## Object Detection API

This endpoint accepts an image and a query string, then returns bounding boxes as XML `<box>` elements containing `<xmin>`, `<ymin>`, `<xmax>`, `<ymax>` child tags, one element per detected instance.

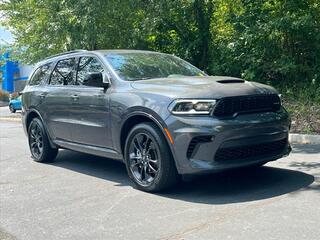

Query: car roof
<box><xmin>94</xmin><ymin>49</ymin><xmax>163</xmax><ymax>55</ymax></box>
<box><xmin>35</xmin><ymin>49</ymin><xmax>165</xmax><ymax>68</ymax></box>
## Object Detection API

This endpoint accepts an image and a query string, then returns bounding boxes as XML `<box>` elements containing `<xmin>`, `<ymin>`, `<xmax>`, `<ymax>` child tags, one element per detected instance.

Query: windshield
<box><xmin>105</xmin><ymin>52</ymin><xmax>205</xmax><ymax>81</ymax></box>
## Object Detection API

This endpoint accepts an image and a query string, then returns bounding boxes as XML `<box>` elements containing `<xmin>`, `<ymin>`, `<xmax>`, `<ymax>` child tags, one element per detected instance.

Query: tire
<box><xmin>247</xmin><ymin>161</ymin><xmax>268</xmax><ymax>169</ymax></box>
<box><xmin>124</xmin><ymin>122</ymin><xmax>179</xmax><ymax>192</ymax></box>
<box><xmin>9</xmin><ymin>104</ymin><xmax>16</xmax><ymax>113</ymax></box>
<box><xmin>28</xmin><ymin>118</ymin><xmax>58</xmax><ymax>163</ymax></box>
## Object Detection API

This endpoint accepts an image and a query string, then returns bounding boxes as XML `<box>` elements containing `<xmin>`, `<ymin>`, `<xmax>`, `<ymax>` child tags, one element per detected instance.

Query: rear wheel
<box><xmin>124</xmin><ymin>122</ymin><xmax>179</xmax><ymax>192</ymax></box>
<box><xmin>9</xmin><ymin>104</ymin><xmax>16</xmax><ymax>113</ymax></box>
<box><xmin>28</xmin><ymin>118</ymin><xmax>58</xmax><ymax>162</ymax></box>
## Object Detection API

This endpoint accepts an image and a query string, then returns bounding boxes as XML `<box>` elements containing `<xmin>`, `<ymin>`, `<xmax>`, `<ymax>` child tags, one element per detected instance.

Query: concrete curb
<box><xmin>0</xmin><ymin>101</ymin><xmax>9</xmax><ymax>107</ymax></box>
<box><xmin>289</xmin><ymin>133</ymin><xmax>320</xmax><ymax>144</ymax></box>
<box><xmin>0</xmin><ymin>117</ymin><xmax>21</xmax><ymax>122</ymax></box>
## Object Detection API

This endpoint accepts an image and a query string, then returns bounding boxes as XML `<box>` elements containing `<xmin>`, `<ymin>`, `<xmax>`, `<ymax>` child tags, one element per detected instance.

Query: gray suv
<box><xmin>22</xmin><ymin>50</ymin><xmax>291</xmax><ymax>192</ymax></box>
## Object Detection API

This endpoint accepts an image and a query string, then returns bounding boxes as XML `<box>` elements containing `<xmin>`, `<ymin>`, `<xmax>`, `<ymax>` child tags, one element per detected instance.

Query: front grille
<box><xmin>213</xmin><ymin>94</ymin><xmax>281</xmax><ymax>118</ymax></box>
<box><xmin>187</xmin><ymin>136</ymin><xmax>212</xmax><ymax>158</ymax></box>
<box><xmin>215</xmin><ymin>138</ymin><xmax>287</xmax><ymax>162</ymax></box>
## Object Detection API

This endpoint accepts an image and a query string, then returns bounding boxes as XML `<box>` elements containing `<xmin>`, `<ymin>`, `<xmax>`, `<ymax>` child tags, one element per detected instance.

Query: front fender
<box><xmin>113</xmin><ymin>107</ymin><xmax>169</xmax><ymax>152</ymax></box>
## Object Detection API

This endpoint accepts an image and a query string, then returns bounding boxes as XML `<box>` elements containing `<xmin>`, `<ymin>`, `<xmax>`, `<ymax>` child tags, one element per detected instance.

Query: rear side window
<box><xmin>77</xmin><ymin>57</ymin><xmax>104</xmax><ymax>85</ymax></box>
<box><xmin>50</xmin><ymin>58</ymin><xmax>76</xmax><ymax>85</ymax></box>
<box><xmin>28</xmin><ymin>63</ymin><xmax>53</xmax><ymax>86</ymax></box>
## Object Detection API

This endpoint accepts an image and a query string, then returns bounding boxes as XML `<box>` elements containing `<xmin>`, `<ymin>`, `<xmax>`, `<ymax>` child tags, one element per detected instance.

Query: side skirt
<box><xmin>53</xmin><ymin>139</ymin><xmax>123</xmax><ymax>161</ymax></box>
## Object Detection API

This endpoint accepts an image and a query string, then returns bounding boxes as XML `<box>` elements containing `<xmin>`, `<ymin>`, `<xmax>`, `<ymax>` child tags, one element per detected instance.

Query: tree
<box><xmin>0</xmin><ymin>0</ymin><xmax>145</xmax><ymax>63</ymax></box>
<box><xmin>211</xmin><ymin>0</ymin><xmax>320</xmax><ymax>85</ymax></box>
<box><xmin>141</xmin><ymin>0</ymin><xmax>215</xmax><ymax>70</ymax></box>
<box><xmin>1</xmin><ymin>0</ymin><xmax>319</xmax><ymax>89</ymax></box>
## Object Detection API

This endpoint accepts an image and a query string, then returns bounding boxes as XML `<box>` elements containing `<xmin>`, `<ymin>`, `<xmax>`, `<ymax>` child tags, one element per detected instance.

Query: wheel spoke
<box><xmin>33</xmin><ymin>124</ymin><xmax>38</xmax><ymax>134</ymax></box>
<box><xmin>129</xmin><ymin>152</ymin><xmax>141</xmax><ymax>160</ymax></box>
<box><xmin>31</xmin><ymin>128</ymin><xmax>36</xmax><ymax>139</ymax></box>
<box><xmin>36</xmin><ymin>128</ymin><xmax>41</xmax><ymax>138</ymax></box>
<box><xmin>29</xmin><ymin>122</ymin><xmax>44</xmax><ymax>158</ymax></box>
<box><xmin>133</xmin><ymin>138</ymin><xmax>143</xmax><ymax>152</ymax></box>
<box><xmin>139</xmin><ymin>165</ymin><xmax>145</xmax><ymax>181</ymax></box>
<box><xmin>33</xmin><ymin>145</ymin><xmax>39</xmax><ymax>155</ymax></box>
<box><xmin>128</xmin><ymin>132</ymin><xmax>161</xmax><ymax>186</ymax></box>
<box><xmin>130</xmin><ymin>160</ymin><xmax>140</xmax><ymax>168</ymax></box>
<box><xmin>145</xmin><ymin>137</ymin><xmax>152</xmax><ymax>154</ymax></box>
<box><xmin>148</xmin><ymin>162</ymin><xmax>157</xmax><ymax>173</ymax></box>
<box><xmin>143</xmin><ymin>165</ymin><xmax>149</xmax><ymax>181</ymax></box>
<box><xmin>148</xmin><ymin>157</ymin><xmax>157</xmax><ymax>163</ymax></box>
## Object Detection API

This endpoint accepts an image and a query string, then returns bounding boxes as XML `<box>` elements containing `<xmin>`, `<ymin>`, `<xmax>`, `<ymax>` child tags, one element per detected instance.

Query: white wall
<box><xmin>17</xmin><ymin>63</ymin><xmax>33</xmax><ymax>79</ymax></box>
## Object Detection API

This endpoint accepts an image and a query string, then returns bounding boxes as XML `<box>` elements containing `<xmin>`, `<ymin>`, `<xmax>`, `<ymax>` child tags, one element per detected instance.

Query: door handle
<box><xmin>71</xmin><ymin>94</ymin><xmax>79</xmax><ymax>101</ymax></box>
<box><xmin>39</xmin><ymin>93</ymin><xmax>46</xmax><ymax>99</ymax></box>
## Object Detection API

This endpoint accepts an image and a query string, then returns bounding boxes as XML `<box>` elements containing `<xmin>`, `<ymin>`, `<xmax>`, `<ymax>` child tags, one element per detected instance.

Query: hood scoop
<box><xmin>217</xmin><ymin>79</ymin><xmax>245</xmax><ymax>84</ymax></box>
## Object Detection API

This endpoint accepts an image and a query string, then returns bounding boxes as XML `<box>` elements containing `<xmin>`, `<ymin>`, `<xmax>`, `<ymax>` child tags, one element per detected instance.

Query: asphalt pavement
<box><xmin>0</xmin><ymin>120</ymin><xmax>319</xmax><ymax>240</ymax></box>
<box><xmin>0</xmin><ymin>106</ymin><xmax>21</xmax><ymax>120</ymax></box>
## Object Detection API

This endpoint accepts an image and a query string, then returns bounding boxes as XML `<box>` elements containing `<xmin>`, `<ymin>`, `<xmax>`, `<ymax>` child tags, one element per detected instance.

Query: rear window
<box><xmin>50</xmin><ymin>58</ymin><xmax>76</xmax><ymax>85</ymax></box>
<box><xmin>28</xmin><ymin>62</ymin><xmax>53</xmax><ymax>86</ymax></box>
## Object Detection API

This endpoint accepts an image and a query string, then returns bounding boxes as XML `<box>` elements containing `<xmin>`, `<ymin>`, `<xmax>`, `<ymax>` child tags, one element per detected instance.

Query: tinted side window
<box><xmin>50</xmin><ymin>58</ymin><xmax>76</xmax><ymax>85</ymax></box>
<box><xmin>29</xmin><ymin>63</ymin><xmax>53</xmax><ymax>86</ymax></box>
<box><xmin>77</xmin><ymin>57</ymin><xmax>104</xmax><ymax>85</ymax></box>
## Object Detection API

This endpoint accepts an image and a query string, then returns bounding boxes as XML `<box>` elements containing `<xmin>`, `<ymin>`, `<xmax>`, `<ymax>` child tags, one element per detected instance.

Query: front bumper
<box><xmin>165</xmin><ymin>108</ymin><xmax>291</xmax><ymax>175</ymax></box>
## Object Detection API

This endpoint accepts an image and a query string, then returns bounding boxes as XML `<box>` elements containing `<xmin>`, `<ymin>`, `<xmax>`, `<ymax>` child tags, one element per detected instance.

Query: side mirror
<box><xmin>83</xmin><ymin>72</ymin><xmax>109</xmax><ymax>89</ymax></box>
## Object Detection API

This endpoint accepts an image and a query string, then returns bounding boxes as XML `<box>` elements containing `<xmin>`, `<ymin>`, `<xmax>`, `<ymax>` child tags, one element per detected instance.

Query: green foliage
<box><xmin>142</xmin><ymin>0</ymin><xmax>215</xmax><ymax>70</ymax></box>
<box><xmin>1</xmin><ymin>0</ymin><xmax>319</xmax><ymax>108</ymax></box>
<box><xmin>213</xmin><ymin>0</ymin><xmax>320</xmax><ymax>83</ymax></box>
<box><xmin>0</xmin><ymin>89</ymin><xmax>10</xmax><ymax>101</ymax></box>
<box><xmin>0</xmin><ymin>0</ymin><xmax>145</xmax><ymax>63</ymax></box>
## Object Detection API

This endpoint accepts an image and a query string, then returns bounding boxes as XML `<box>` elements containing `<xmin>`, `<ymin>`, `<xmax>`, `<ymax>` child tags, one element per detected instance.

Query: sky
<box><xmin>0</xmin><ymin>27</ymin><xmax>15</xmax><ymax>44</ymax></box>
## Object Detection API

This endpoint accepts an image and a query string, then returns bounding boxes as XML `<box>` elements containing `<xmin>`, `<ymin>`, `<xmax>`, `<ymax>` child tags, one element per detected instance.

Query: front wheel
<box><xmin>28</xmin><ymin>118</ymin><xmax>58</xmax><ymax>162</ymax></box>
<box><xmin>9</xmin><ymin>104</ymin><xmax>16</xmax><ymax>113</ymax></box>
<box><xmin>124</xmin><ymin>122</ymin><xmax>179</xmax><ymax>192</ymax></box>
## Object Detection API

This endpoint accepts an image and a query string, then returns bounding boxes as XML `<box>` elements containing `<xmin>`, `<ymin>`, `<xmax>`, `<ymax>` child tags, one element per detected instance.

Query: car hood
<box><xmin>10</xmin><ymin>99</ymin><xmax>21</xmax><ymax>104</ymax></box>
<box><xmin>130</xmin><ymin>76</ymin><xmax>278</xmax><ymax>99</ymax></box>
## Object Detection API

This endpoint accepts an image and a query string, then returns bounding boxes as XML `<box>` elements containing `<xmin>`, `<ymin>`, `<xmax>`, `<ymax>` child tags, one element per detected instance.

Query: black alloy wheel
<box><xmin>29</xmin><ymin>120</ymin><xmax>44</xmax><ymax>159</ymax></box>
<box><xmin>28</xmin><ymin>118</ymin><xmax>58</xmax><ymax>162</ymax></box>
<box><xmin>128</xmin><ymin>132</ymin><xmax>160</xmax><ymax>187</ymax></box>
<box><xmin>124</xmin><ymin>122</ymin><xmax>179</xmax><ymax>192</ymax></box>
<box><xmin>9</xmin><ymin>104</ymin><xmax>16</xmax><ymax>113</ymax></box>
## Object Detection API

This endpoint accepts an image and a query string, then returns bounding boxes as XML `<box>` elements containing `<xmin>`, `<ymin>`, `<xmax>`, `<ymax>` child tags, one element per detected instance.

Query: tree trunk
<box><xmin>193</xmin><ymin>0</ymin><xmax>214</xmax><ymax>70</ymax></box>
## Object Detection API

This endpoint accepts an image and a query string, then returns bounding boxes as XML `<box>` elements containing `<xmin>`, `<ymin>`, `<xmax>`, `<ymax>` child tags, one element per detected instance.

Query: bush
<box><xmin>10</xmin><ymin>92</ymin><xmax>20</xmax><ymax>100</ymax></box>
<box><xmin>0</xmin><ymin>89</ymin><xmax>10</xmax><ymax>102</ymax></box>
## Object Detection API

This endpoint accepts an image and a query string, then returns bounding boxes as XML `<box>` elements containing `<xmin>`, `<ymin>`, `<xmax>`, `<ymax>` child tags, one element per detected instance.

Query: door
<box><xmin>42</xmin><ymin>57</ymin><xmax>77</xmax><ymax>141</ymax></box>
<box><xmin>26</xmin><ymin>62</ymin><xmax>54</xmax><ymax>114</ymax></box>
<box><xmin>68</xmin><ymin>56</ymin><xmax>111</xmax><ymax>148</ymax></box>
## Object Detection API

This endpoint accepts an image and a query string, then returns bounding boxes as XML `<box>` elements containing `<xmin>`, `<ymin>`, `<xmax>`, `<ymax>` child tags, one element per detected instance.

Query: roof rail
<box><xmin>44</xmin><ymin>49</ymin><xmax>88</xmax><ymax>60</ymax></box>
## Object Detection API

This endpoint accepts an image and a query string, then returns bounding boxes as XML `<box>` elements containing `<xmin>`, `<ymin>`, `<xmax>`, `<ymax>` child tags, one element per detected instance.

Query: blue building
<box><xmin>0</xmin><ymin>52</ymin><xmax>33</xmax><ymax>93</ymax></box>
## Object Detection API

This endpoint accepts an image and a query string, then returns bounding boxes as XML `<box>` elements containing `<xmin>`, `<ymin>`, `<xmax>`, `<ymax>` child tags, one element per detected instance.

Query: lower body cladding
<box><xmin>165</xmin><ymin>109</ymin><xmax>291</xmax><ymax>175</ymax></box>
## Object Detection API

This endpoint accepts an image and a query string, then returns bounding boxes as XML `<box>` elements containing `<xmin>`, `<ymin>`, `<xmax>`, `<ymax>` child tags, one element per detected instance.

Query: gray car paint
<box><xmin>22</xmin><ymin>50</ymin><xmax>291</xmax><ymax>175</ymax></box>
<box><xmin>130</xmin><ymin>76</ymin><xmax>277</xmax><ymax>99</ymax></box>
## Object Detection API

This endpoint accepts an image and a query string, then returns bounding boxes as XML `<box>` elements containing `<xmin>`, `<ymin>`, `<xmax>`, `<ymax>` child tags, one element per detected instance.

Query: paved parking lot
<box><xmin>0</xmin><ymin>120</ymin><xmax>319</xmax><ymax>240</ymax></box>
<box><xmin>0</xmin><ymin>106</ymin><xmax>21</xmax><ymax>120</ymax></box>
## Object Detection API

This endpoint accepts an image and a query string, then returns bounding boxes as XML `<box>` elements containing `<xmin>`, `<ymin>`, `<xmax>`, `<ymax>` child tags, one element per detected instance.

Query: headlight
<box><xmin>169</xmin><ymin>99</ymin><xmax>216</xmax><ymax>115</ymax></box>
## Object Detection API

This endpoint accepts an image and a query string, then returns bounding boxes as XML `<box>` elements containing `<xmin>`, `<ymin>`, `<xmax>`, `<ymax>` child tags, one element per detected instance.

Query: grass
<box><xmin>277</xmin><ymin>82</ymin><xmax>320</xmax><ymax>134</ymax></box>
